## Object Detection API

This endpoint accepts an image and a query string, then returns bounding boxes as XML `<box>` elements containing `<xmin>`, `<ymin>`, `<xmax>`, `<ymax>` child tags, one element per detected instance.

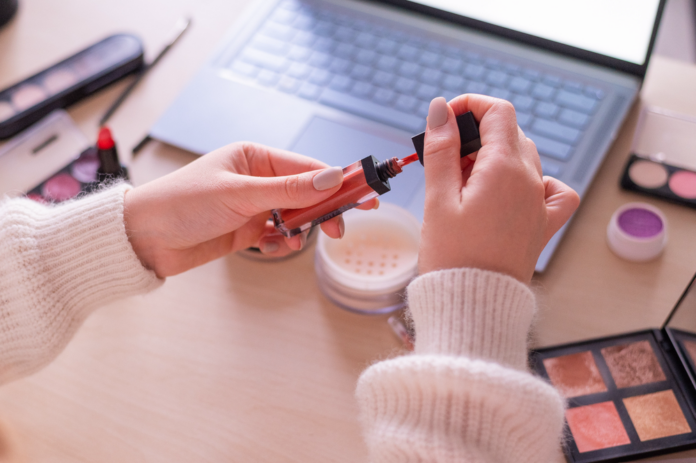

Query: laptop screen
<box><xmin>411</xmin><ymin>0</ymin><xmax>660</xmax><ymax>65</ymax></box>
<box><xmin>389</xmin><ymin>0</ymin><xmax>666</xmax><ymax>76</ymax></box>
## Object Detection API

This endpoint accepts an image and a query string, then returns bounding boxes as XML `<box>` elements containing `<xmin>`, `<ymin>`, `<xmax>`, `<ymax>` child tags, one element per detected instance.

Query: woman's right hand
<box><xmin>418</xmin><ymin>95</ymin><xmax>580</xmax><ymax>283</ymax></box>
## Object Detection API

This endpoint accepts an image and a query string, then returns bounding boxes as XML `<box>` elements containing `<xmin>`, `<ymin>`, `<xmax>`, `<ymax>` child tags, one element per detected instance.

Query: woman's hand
<box><xmin>418</xmin><ymin>96</ymin><xmax>580</xmax><ymax>283</ymax></box>
<box><xmin>124</xmin><ymin>142</ymin><xmax>374</xmax><ymax>278</ymax></box>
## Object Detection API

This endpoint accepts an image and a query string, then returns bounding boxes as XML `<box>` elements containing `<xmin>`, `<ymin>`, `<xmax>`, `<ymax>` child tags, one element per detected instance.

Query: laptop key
<box><xmin>319</xmin><ymin>88</ymin><xmax>424</xmax><ymax>132</ymax></box>
<box><xmin>584</xmin><ymin>85</ymin><xmax>605</xmax><ymax>100</ymax></box>
<box><xmin>333</xmin><ymin>43</ymin><xmax>356</xmax><ymax>59</ymax></box>
<box><xmin>488</xmin><ymin>87</ymin><xmax>511</xmax><ymax>100</ymax></box>
<box><xmin>287</xmin><ymin>62</ymin><xmax>311</xmax><ymax>78</ymax></box>
<box><xmin>542</xmin><ymin>75</ymin><xmax>562</xmax><ymax>87</ymax></box>
<box><xmin>257</xmin><ymin>70</ymin><xmax>280</xmax><ymax>86</ymax></box>
<box><xmin>395</xmin><ymin>95</ymin><xmax>418</xmax><ymax>112</ymax></box>
<box><xmin>419</xmin><ymin>51</ymin><xmax>441</xmax><ymax>68</ymax></box>
<box><xmin>522</xmin><ymin>69</ymin><xmax>541</xmax><ymax>81</ymax></box>
<box><xmin>464</xmin><ymin>63</ymin><xmax>485</xmax><ymax>79</ymax></box>
<box><xmin>278</xmin><ymin>76</ymin><xmax>301</xmax><ymax>93</ymax></box>
<box><xmin>290</xmin><ymin>31</ymin><xmax>315</xmax><ymax>47</ymax></box>
<box><xmin>556</xmin><ymin>90</ymin><xmax>598</xmax><ymax>114</ymax></box>
<box><xmin>531</xmin><ymin>119</ymin><xmax>581</xmax><ymax>144</ymax></box>
<box><xmin>351</xmin><ymin>82</ymin><xmax>375</xmax><ymax>98</ymax></box>
<box><xmin>526</xmin><ymin>132</ymin><xmax>572</xmax><ymax>160</ymax></box>
<box><xmin>308</xmin><ymin>52</ymin><xmax>332</xmax><ymax>67</ymax></box>
<box><xmin>511</xmin><ymin>94</ymin><xmax>534</xmax><ymax>112</ymax></box>
<box><xmin>251</xmin><ymin>35</ymin><xmax>291</xmax><ymax>56</ymax></box>
<box><xmin>559</xmin><ymin>109</ymin><xmax>590</xmax><ymax>128</ymax></box>
<box><xmin>376</xmin><ymin>55</ymin><xmax>398</xmax><ymax>72</ymax></box>
<box><xmin>260</xmin><ymin>23</ymin><xmax>296</xmax><ymax>42</ymax></box>
<box><xmin>397</xmin><ymin>45</ymin><xmax>419</xmax><ymax>61</ymax></box>
<box><xmin>373</xmin><ymin>88</ymin><xmax>396</xmax><ymax>105</ymax></box>
<box><xmin>355</xmin><ymin>32</ymin><xmax>378</xmax><ymax>49</ymax></box>
<box><xmin>416</xmin><ymin>101</ymin><xmax>430</xmax><ymax>118</ymax></box>
<box><xmin>441</xmin><ymin>57</ymin><xmax>463</xmax><ymax>74</ymax></box>
<box><xmin>334</xmin><ymin>26</ymin><xmax>355</xmax><ymax>43</ymax></box>
<box><xmin>416</xmin><ymin>84</ymin><xmax>440</xmax><ymax>101</ymax></box>
<box><xmin>531</xmin><ymin>83</ymin><xmax>556</xmax><ymax>101</ymax></box>
<box><xmin>312</xmin><ymin>37</ymin><xmax>335</xmax><ymax>53</ymax></box>
<box><xmin>287</xmin><ymin>46</ymin><xmax>312</xmax><ymax>62</ymax></box>
<box><xmin>398</xmin><ymin>62</ymin><xmax>422</xmax><ymax>78</ymax></box>
<box><xmin>376</xmin><ymin>38</ymin><xmax>398</xmax><ymax>55</ymax></box>
<box><xmin>534</xmin><ymin>102</ymin><xmax>559</xmax><ymax>119</ymax></box>
<box><xmin>486</xmin><ymin>70</ymin><xmax>509</xmax><ymax>88</ymax></box>
<box><xmin>442</xmin><ymin>90</ymin><xmax>459</xmax><ymax>101</ymax></box>
<box><xmin>298</xmin><ymin>82</ymin><xmax>322</xmax><ymax>100</ymax></box>
<box><xmin>373</xmin><ymin>71</ymin><xmax>395</xmax><ymax>87</ymax></box>
<box><xmin>350</xmin><ymin>64</ymin><xmax>373</xmax><ymax>81</ymax></box>
<box><xmin>508</xmin><ymin>77</ymin><xmax>532</xmax><ymax>94</ymax></box>
<box><xmin>230</xmin><ymin>61</ymin><xmax>259</xmax><ymax>78</ymax></box>
<box><xmin>355</xmin><ymin>49</ymin><xmax>377</xmax><ymax>65</ymax></box>
<box><xmin>516</xmin><ymin>111</ymin><xmax>532</xmax><ymax>129</ymax></box>
<box><xmin>420</xmin><ymin>69</ymin><xmax>443</xmax><ymax>85</ymax></box>
<box><xmin>539</xmin><ymin>157</ymin><xmax>563</xmax><ymax>177</ymax></box>
<box><xmin>308</xmin><ymin>68</ymin><xmax>331</xmax><ymax>85</ymax></box>
<box><xmin>395</xmin><ymin>77</ymin><xmax>418</xmax><ymax>93</ymax></box>
<box><xmin>329</xmin><ymin>58</ymin><xmax>351</xmax><ymax>74</ymax></box>
<box><xmin>240</xmin><ymin>48</ymin><xmax>289</xmax><ymax>72</ymax></box>
<box><xmin>563</xmin><ymin>81</ymin><xmax>583</xmax><ymax>93</ymax></box>
<box><xmin>466</xmin><ymin>81</ymin><xmax>488</xmax><ymax>94</ymax></box>
<box><xmin>329</xmin><ymin>75</ymin><xmax>353</xmax><ymax>91</ymax></box>
<box><xmin>442</xmin><ymin>75</ymin><xmax>465</xmax><ymax>91</ymax></box>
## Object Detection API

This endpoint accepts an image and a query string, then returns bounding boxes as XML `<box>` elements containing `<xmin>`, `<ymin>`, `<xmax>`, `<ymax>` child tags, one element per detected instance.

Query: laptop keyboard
<box><xmin>225</xmin><ymin>0</ymin><xmax>606</xmax><ymax>178</ymax></box>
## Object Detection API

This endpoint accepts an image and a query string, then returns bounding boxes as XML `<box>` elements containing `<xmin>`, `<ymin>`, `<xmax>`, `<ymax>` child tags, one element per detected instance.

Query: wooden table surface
<box><xmin>1</xmin><ymin>1</ymin><xmax>696</xmax><ymax>462</ymax></box>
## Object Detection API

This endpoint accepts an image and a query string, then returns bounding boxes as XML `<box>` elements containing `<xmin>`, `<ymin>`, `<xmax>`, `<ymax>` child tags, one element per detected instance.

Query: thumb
<box><xmin>423</xmin><ymin>97</ymin><xmax>464</xmax><ymax>199</ymax></box>
<box><xmin>242</xmin><ymin>166</ymin><xmax>344</xmax><ymax>212</ymax></box>
<box><xmin>543</xmin><ymin>176</ymin><xmax>580</xmax><ymax>245</ymax></box>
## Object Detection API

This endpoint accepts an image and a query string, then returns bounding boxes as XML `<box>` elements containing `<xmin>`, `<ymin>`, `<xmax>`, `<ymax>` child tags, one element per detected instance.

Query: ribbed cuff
<box><xmin>407</xmin><ymin>268</ymin><xmax>536</xmax><ymax>370</ymax></box>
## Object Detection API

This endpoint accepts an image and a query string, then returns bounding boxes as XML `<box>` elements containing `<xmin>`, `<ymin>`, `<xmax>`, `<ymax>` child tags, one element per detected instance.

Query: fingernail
<box><xmin>427</xmin><ymin>97</ymin><xmax>449</xmax><ymax>129</ymax></box>
<box><xmin>313</xmin><ymin>166</ymin><xmax>343</xmax><ymax>191</ymax></box>
<box><xmin>373</xmin><ymin>199</ymin><xmax>380</xmax><ymax>210</ymax></box>
<box><xmin>299</xmin><ymin>231</ymin><xmax>308</xmax><ymax>250</ymax></box>
<box><xmin>261</xmin><ymin>241</ymin><xmax>279</xmax><ymax>253</ymax></box>
<box><xmin>338</xmin><ymin>216</ymin><xmax>345</xmax><ymax>238</ymax></box>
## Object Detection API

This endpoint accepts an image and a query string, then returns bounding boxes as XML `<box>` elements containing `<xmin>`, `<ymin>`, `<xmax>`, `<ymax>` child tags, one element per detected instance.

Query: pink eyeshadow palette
<box><xmin>531</xmin><ymin>330</ymin><xmax>696</xmax><ymax>462</ymax></box>
<box><xmin>621</xmin><ymin>155</ymin><xmax>696</xmax><ymax>209</ymax></box>
<box><xmin>0</xmin><ymin>34</ymin><xmax>143</xmax><ymax>139</ymax></box>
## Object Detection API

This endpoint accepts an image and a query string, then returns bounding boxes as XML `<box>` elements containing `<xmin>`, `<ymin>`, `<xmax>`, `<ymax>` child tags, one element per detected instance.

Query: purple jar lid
<box><xmin>617</xmin><ymin>207</ymin><xmax>664</xmax><ymax>238</ymax></box>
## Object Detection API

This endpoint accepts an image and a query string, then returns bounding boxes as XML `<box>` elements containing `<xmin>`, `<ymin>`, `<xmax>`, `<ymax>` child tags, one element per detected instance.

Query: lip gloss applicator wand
<box><xmin>272</xmin><ymin>111</ymin><xmax>481</xmax><ymax>238</ymax></box>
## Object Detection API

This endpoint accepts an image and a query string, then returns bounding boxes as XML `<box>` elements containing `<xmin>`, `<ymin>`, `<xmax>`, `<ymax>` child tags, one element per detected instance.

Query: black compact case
<box><xmin>0</xmin><ymin>34</ymin><xmax>144</xmax><ymax>139</ymax></box>
<box><xmin>531</xmin><ymin>273</ymin><xmax>696</xmax><ymax>462</ymax></box>
<box><xmin>620</xmin><ymin>154</ymin><xmax>696</xmax><ymax>209</ymax></box>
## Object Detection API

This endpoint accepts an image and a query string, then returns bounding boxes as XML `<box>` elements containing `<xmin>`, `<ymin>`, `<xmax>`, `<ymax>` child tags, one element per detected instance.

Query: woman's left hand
<box><xmin>124</xmin><ymin>142</ymin><xmax>374</xmax><ymax>278</ymax></box>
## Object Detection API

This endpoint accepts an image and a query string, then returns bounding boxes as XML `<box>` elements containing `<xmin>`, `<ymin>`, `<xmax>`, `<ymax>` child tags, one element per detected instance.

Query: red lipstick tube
<box><xmin>273</xmin><ymin>156</ymin><xmax>402</xmax><ymax>238</ymax></box>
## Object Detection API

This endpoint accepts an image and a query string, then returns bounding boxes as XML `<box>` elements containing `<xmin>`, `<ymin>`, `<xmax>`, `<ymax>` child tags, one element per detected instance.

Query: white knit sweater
<box><xmin>0</xmin><ymin>185</ymin><xmax>565</xmax><ymax>461</ymax></box>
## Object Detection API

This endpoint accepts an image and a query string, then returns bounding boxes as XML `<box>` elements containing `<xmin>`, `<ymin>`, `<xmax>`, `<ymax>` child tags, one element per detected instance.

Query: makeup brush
<box><xmin>99</xmin><ymin>17</ymin><xmax>191</xmax><ymax>126</ymax></box>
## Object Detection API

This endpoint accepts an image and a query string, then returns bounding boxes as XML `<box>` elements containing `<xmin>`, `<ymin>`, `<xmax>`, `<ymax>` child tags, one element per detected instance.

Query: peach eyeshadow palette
<box><xmin>621</xmin><ymin>154</ymin><xmax>696</xmax><ymax>209</ymax></box>
<box><xmin>531</xmin><ymin>273</ymin><xmax>696</xmax><ymax>462</ymax></box>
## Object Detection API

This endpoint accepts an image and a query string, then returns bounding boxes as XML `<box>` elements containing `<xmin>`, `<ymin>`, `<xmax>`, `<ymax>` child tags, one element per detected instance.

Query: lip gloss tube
<box><xmin>273</xmin><ymin>155</ymin><xmax>401</xmax><ymax>238</ymax></box>
<box><xmin>273</xmin><ymin>111</ymin><xmax>481</xmax><ymax>239</ymax></box>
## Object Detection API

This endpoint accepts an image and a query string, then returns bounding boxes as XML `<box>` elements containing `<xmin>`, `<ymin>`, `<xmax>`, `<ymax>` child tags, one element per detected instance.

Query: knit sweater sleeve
<box><xmin>356</xmin><ymin>268</ymin><xmax>565</xmax><ymax>462</ymax></box>
<box><xmin>0</xmin><ymin>184</ymin><xmax>161</xmax><ymax>384</ymax></box>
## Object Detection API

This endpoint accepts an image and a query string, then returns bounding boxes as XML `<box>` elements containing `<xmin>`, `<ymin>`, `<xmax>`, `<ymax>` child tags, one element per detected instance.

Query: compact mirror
<box><xmin>664</xmin><ymin>273</ymin><xmax>696</xmax><ymax>396</ymax></box>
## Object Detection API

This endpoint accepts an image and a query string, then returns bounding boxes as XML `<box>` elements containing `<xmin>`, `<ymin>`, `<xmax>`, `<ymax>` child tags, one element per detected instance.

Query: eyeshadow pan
<box><xmin>624</xmin><ymin>390</ymin><xmax>691</xmax><ymax>441</ymax></box>
<box><xmin>629</xmin><ymin>160</ymin><xmax>669</xmax><ymax>189</ymax></box>
<box><xmin>566</xmin><ymin>402</ymin><xmax>631</xmax><ymax>453</ymax></box>
<box><xmin>601</xmin><ymin>340</ymin><xmax>666</xmax><ymax>388</ymax></box>
<box><xmin>543</xmin><ymin>351</ymin><xmax>607</xmax><ymax>397</ymax></box>
<box><xmin>669</xmin><ymin>171</ymin><xmax>696</xmax><ymax>199</ymax></box>
<box><xmin>683</xmin><ymin>340</ymin><xmax>696</xmax><ymax>366</ymax></box>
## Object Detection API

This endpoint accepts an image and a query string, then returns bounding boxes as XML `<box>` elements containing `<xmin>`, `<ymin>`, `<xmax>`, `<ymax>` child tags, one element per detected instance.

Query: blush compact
<box><xmin>531</xmin><ymin>272</ymin><xmax>696</xmax><ymax>462</ymax></box>
<box><xmin>620</xmin><ymin>107</ymin><xmax>696</xmax><ymax>208</ymax></box>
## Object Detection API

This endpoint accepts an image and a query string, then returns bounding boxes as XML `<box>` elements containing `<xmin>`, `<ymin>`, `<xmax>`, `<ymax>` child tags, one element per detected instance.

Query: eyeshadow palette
<box><xmin>531</xmin><ymin>273</ymin><xmax>696</xmax><ymax>462</ymax></box>
<box><xmin>621</xmin><ymin>107</ymin><xmax>696</xmax><ymax>208</ymax></box>
<box><xmin>0</xmin><ymin>34</ymin><xmax>144</xmax><ymax>139</ymax></box>
<box><xmin>0</xmin><ymin>110</ymin><xmax>127</xmax><ymax>203</ymax></box>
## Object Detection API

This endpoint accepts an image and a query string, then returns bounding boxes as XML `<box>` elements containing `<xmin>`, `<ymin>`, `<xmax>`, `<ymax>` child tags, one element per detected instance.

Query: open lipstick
<box><xmin>96</xmin><ymin>126</ymin><xmax>127</xmax><ymax>181</ymax></box>
<box><xmin>272</xmin><ymin>111</ymin><xmax>481</xmax><ymax>238</ymax></box>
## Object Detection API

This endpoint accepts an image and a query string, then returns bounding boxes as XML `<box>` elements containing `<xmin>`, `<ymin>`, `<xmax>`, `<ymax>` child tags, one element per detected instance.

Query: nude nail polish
<box><xmin>427</xmin><ymin>97</ymin><xmax>449</xmax><ymax>129</ymax></box>
<box><xmin>313</xmin><ymin>166</ymin><xmax>343</xmax><ymax>191</ymax></box>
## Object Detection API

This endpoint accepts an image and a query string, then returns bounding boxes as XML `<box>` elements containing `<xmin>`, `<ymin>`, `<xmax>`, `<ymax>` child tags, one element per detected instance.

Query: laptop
<box><xmin>150</xmin><ymin>0</ymin><xmax>666</xmax><ymax>272</ymax></box>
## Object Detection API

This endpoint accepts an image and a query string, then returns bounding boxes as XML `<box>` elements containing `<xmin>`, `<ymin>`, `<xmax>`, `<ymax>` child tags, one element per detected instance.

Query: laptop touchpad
<box><xmin>291</xmin><ymin>117</ymin><xmax>424</xmax><ymax>211</ymax></box>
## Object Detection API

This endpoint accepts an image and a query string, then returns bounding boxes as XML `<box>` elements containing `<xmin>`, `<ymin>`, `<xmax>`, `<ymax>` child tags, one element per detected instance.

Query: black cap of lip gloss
<box><xmin>411</xmin><ymin>111</ymin><xmax>482</xmax><ymax>165</ymax></box>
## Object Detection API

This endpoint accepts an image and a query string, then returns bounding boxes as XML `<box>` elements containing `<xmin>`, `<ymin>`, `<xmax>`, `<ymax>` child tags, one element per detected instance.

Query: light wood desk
<box><xmin>1</xmin><ymin>1</ymin><xmax>696</xmax><ymax>462</ymax></box>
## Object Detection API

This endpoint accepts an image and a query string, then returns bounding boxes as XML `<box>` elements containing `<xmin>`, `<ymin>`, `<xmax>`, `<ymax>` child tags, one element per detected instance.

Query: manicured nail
<box><xmin>261</xmin><ymin>241</ymin><xmax>279</xmax><ymax>253</ymax></box>
<box><xmin>298</xmin><ymin>231</ymin><xmax>308</xmax><ymax>250</ymax></box>
<box><xmin>313</xmin><ymin>166</ymin><xmax>343</xmax><ymax>191</ymax></box>
<box><xmin>338</xmin><ymin>216</ymin><xmax>345</xmax><ymax>238</ymax></box>
<box><xmin>427</xmin><ymin>97</ymin><xmax>449</xmax><ymax>129</ymax></box>
<box><xmin>373</xmin><ymin>199</ymin><xmax>380</xmax><ymax>210</ymax></box>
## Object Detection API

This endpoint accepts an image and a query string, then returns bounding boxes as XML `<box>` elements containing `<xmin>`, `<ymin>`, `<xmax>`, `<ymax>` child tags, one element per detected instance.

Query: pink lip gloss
<box><xmin>272</xmin><ymin>111</ymin><xmax>481</xmax><ymax>238</ymax></box>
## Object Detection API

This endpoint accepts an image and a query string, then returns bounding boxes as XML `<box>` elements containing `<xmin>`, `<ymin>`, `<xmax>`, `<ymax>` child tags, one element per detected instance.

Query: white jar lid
<box><xmin>606</xmin><ymin>202</ymin><xmax>667</xmax><ymax>262</ymax></box>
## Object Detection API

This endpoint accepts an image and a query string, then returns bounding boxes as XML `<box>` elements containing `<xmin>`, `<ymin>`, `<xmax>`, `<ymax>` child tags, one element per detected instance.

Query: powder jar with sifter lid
<box><xmin>314</xmin><ymin>203</ymin><xmax>420</xmax><ymax>314</ymax></box>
